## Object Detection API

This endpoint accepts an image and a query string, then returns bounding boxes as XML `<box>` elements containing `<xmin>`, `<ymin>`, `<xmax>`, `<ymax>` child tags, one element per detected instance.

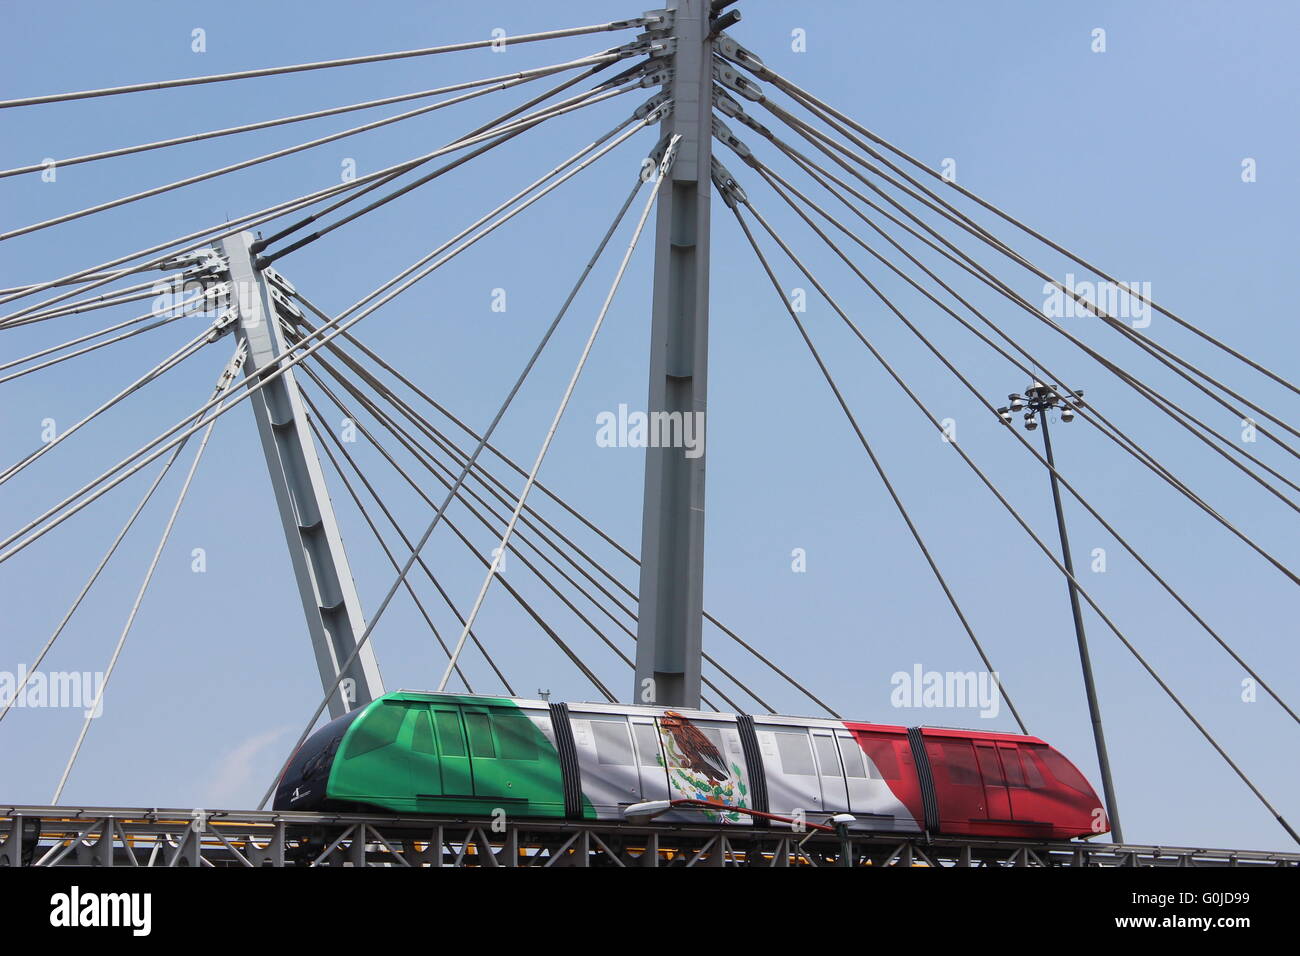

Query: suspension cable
<box><xmin>0</xmin><ymin>404</ymin><xmax>209</xmax><ymax>729</ymax></box>
<box><xmin>745</xmin><ymin>149</ymin><xmax>1300</xmax><ymax>517</ymax></box>
<box><xmin>0</xmin><ymin>55</ymin><xmax>643</xmax><ymax>317</ymax></box>
<box><xmin>716</xmin><ymin>187</ymin><xmax>1029</xmax><ymax>732</ymax></box>
<box><xmin>290</xmin><ymin>302</ymin><xmax>770</xmax><ymax>710</ymax></box>
<box><xmin>756</xmin><ymin>96</ymin><xmax>1300</xmax><ymax>458</ymax></box>
<box><xmin>0</xmin><ymin>109</ymin><xmax>655</xmax><ymax>564</ymax></box>
<box><xmin>0</xmin><ymin>50</ymin><xmax>629</xmax><ymax>179</ymax></box>
<box><xmin>297</xmin><ymin>355</ymin><xmax>731</xmax><ymax>709</ymax></box>
<box><xmin>303</xmin><ymin>386</ymin><xmax>514</xmax><ymax>695</ymax></box>
<box><xmin>0</xmin><ymin>324</ymin><xmax>211</xmax><ymax>486</ymax></box>
<box><xmin>0</xmin><ymin>311</ymin><xmax>194</xmax><ymax>386</ymax></box>
<box><xmin>747</xmin><ymin>57</ymin><xmax>1300</xmax><ymax>400</ymax></box>
<box><xmin>0</xmin><ymin>18</ymin><xmax>648</xmax><ymax>108</ymax></box>
<box><xmin>738</xmin><ymin>133</ymin><xmax>1300</xmax><ymax>537</ymax></box>
<box><xmin>51</xmin><ymin>344</ymin><xmax>245</xmax><ymax>802</ymax></box>
<box><xmin>1</xmin><ymin>277</ymin><xmax>175</xmax><ymax>328</ymax></box>
<box><xmin>0</xmin><ymin>288</ymin><xmax>214</xmax><ymax>381</ymax></box>
<box><xmin>301</xmin><ymin>405</ymin><xmax>479</xmax><ymax>694</ymax></box>
<box><xmin>438</xmin><ymin>135</ymin><xmax>680</xmax><ymax>691</ymax></box>
<box><xmin>733</xmin><ymin>196</ymin><xmax>1300</xmax><ymax>846</ymax></box>
<box><xmin>746</xmin><ymin>164</ymin><xmax>1300</xmax><ymax>727</ymax></box>
<box><xmin>252</xmin><ymin>50</ymin><xmax>646</xmax><ymax>255</ymax></box>
<box><xmin>280</xmin><ymin>167</ymin><xmax>649</xmax><ymax>690</ymax></box>
<box><xmin>258</xmin><ymin>75</ymin><xmax>647</xmax><ymax>264</ymax></box>
<box><xmin>1</xmin><ymin>155</ymin><xmax>402</xmax><ymax>318</ymax></box>
<box><xmin>1</xmin><ymin>270</ymin><xmax>173</xmax><ymax>297</ymax></box>
<box><xmin>727</xmin><ymin>108</ymin><xmax>1300</xmax><ymax>517</ymax></box>
<box><xmin>299</xmin><ymin>343</ymin><xmax>757</xmax><ymax>714</ymax></box>
<box><xmin>291</xmin><ymin>293</ymin><xmax>838</xmax><ymax>717</ymax></box>
<box><xmin>1</xmin><ymin>56</ymin><xmax>637</xmax><ymax>243</ymax></box>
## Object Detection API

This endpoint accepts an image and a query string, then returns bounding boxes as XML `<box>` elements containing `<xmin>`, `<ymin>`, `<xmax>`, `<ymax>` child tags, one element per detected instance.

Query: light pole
<box><xmin>998</xmin><ymin>381</ymin><xmax>1124</xmax><ymax>843</ymax></box>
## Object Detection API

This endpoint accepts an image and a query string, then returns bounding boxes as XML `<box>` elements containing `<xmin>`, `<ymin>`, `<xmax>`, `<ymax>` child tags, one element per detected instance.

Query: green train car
<box><xmin>276</xmin><ymin>690</ymin><xmax>586</xmax><ymax>818</ymax></box>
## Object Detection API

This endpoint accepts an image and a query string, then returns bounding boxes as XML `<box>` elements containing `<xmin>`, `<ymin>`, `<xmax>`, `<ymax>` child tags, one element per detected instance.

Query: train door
<box><xmin>460</xmin><ymin>704</ymin><xmax>517</xmax><ymax>802</ymax></box>
<box><xmin>629</xmin><ymin>714</ymin><xmax>670</xmax><ymax>803</ymax></box>
<box><xmin>835</xmin><ymin>729</ymin><xmax>921</xmax><ymax>831</ymax></box>
<box><xmin>835</xmin><ymin>731</ymin><xmax>874</xmax><ymax>813</ymax></box>
<box><xmin>925</xmin><ymin>737</ymin><xmax>987</xmax><ymax>831</ymax></box>
<box><xmin>810</xmin><ymin>729</ymin><xmax>849</xmax><ymax>812</ymax></box>
<box><xmin>568</xmin><ymin>712</ymin><xmax>642</xmax><ymax>815</ymax></box>
<box><xmin>998</xmin><ymin>743</ymin><xmax>1026</xmax><ymax>820</ymax></box>
<box><xmin>755</xmin><ymin>724</ymin><xmax>823</xmax><ymax>818</ymax></box>
<box><xmin>430</xmin><ymin>705</ymin><xmax>472</xmax><ymax>796</ymax></box>
<box><xmin>406</xmin><ymin>705</ymin><xmax>443</xmax><ymax>803</ymax></box>
<box><xmin>974</xmin><ymin>741</ymin><xmax>1012</xmax><ymax>821</ymax></box>
<box><xmin>998</xmin><ymin>743</ymin><xmax>1052</xmax><ymax>830</ymax></box>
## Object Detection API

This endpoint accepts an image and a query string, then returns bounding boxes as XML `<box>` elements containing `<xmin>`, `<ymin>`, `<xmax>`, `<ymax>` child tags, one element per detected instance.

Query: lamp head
<box><xmin>623</xmin><ymin>800</ymin><xmax>672</xmax><ymax>823</ymax></box>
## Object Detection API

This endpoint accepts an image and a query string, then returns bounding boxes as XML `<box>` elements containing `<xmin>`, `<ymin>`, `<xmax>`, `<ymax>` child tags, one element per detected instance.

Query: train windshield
<box><xmin>273</xmin><ymin>708</ymin><xmax>364</xmax><ymax>809</ymax></box>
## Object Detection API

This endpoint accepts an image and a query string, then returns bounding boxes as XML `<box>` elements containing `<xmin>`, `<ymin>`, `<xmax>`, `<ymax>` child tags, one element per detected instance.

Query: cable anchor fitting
<box><xmin>711</xmin><ymin>115</ymin><xmax>751</xmax><ymax>160</ymax></box>
<box><xmin>713</xmin><ymin>86</ymin><xmax>772</xmax><ymax>137</ymax></box>
<box><xmin>640</xmin><ymin>8</ymin><xmax>672</xmax><ymax>32</ymax></box>
<box><xmin>713</xmin><ymin>59</ymin><xmax>765</xmax><ymax>102</ymax></box>
<box><xmin>634</xmin><ymin>90</ymin><xmax>673</xmax><ymax>122</ymax></box>
<box><xmin>713</xmin><ymin>35</ymin><xmax>769</xmax><ymax>78</ymax></box>
<box><xmin>710</xmin><ymin>156</ymin><xmax>748</xmax><ymax>209</ymax></box>
<box><xmin>213</xmin><ymin>341</ymin><xmax>248</xmax><ymax>389</ymax></box>
<box><xmin>205</xmin><ymin>304</ymin><xmax>239</xmax><ymax>344</ymax></box>
<box><xmin>160</xmin><ymin>248</ymin><xmax>225</xmax><ymax>282</ymax></box>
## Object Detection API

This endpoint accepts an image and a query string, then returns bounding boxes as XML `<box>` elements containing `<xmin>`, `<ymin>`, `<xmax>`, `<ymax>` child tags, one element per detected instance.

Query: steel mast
<box><xmin>633</xmin><ymin>0</ymin><xmax>718</xmax><ymax>708</ymax></box>
<box><xmin>218</xmin><ymin>233</ymin><xmax>384</xmax><ymax>717</ymax></box>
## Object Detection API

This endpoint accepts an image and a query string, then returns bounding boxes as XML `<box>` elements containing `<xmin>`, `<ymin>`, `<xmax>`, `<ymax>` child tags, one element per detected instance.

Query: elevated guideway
<box><xmin>4</xmin><ymin>806</ymin><xmax>1297</xmax><ymax>868</ymax></box>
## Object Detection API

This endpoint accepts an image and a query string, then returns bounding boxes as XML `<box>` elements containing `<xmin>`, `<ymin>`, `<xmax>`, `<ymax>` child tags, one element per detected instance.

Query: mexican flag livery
<box><xmin>274</xmin><ymin>690</ymin><xmax>1107</xmax><ymax>840</ymax></box>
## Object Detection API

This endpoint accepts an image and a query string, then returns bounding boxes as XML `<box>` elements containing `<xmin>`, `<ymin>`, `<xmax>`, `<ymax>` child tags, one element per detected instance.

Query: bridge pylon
<box><xmin>217</xmin><ymin>233</ymin><xmax>384</xmax><ymax>717</ymax></box>
<box><xmin>634</xmin><ymin>0</ymin><xmax>716</xmax><ymax>709</ymax></box>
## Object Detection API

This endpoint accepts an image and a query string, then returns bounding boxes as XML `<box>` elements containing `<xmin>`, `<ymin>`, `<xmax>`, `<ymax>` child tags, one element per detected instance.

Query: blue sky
<box><xmin>1</xmin><ymin>1</ymin><xmax>1297</xmax><ymax>851</ymax></box>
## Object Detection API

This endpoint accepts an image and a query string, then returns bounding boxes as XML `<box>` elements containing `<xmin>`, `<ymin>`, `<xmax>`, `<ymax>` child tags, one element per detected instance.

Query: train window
<box><xmin>343</xmin><ymin>701</ymin><xmax>405</xmax><ymax>759</ymax></box>
<box><xmin>633</xmin><ymin>723</ymin><xmax>663</xmax><ymax>768</ymax></box>
<box><xmin>465</xmin><ymin>712</ymin><xmax>496</xmax><ymax>758</ymax></box>
<box><xmin>700</xmin><ymin>727</ymin><xmax>726</xmax><ymax>762</ymax></box>
<box><xmin>975</xmin><ymin>745</ymin><xmax>1005</xmax><ymax>787</ymax></box>
<box><xmin>939</xmin><ymin>740</ymin><xmax>981</xmax><ymax>787</ymax></box>
<box><xmin>434</xmin><ymin>709</ymin><xmax>467</xmax><ymax>757</ymax></box>
<box><xmin>775</xmin><ymin>732</ymin><xmax>815</xmax><ymax>775</ymax></box>
<box><xmin>1000</xmin><ymin>747</ymin><xmax>1026</xmax><ymax>788</ymax></box>
<box><xmin>870</xmin><ymin>739</ymin><xmax>903</xmax><ymax>780</ymax></box>
<box><xmin>1020</xmin><ymin>749</ymin><xmax>1046</xmax><ymax>789</ymax></box>
<box><xmin>411</xmin><ymin>709</ymin><xmax>437</xmax><ymax>756</ymax></box>
<box><xmin>837</xmin><ymin>737</ymin><xmax>868</xmax><ymax>778</ymax></box>
<box><xmin>491</xmin><ymin>710</ymin><xmax>538</xmax><ymax>761</ymax></box>
<box><xmin>814</xmin><ymin>735</ymin><xmax>842</xmax><ymax>777</ymax></box>
<box><xmin>590</xmin><ymin>719</ymin><xmax>634</xmax><ymax>766</ymax></box>
<box><xmin>300</xmin><ymin>736</ymin><xmax>340</xmax><ymax>782</ymax></box>
<box><xmin>1039</xmin><ymin>748</ymin><xmax>1091</xmax><ymax>795</ymax></box>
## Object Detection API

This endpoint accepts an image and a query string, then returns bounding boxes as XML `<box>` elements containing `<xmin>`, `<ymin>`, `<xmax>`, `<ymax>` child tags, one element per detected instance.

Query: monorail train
<box><xmin>273</xmin><ymin>690</ymin><xmax>1108</xmax><ymax>839</ymax></box>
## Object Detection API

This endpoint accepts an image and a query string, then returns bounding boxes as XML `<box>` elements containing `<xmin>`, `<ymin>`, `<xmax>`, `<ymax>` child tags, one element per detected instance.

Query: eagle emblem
<box><xmin>658</xmin><ymin>711</ymin><xmax>749</xmax><ymax>821</ymax></box>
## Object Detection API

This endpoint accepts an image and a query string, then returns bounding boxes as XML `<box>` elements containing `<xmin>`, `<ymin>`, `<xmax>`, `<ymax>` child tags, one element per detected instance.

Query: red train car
<box><xmin>845</xmin><ymin>722</ymin><xmax>1105</xmax><ymax>840</ymax></box>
